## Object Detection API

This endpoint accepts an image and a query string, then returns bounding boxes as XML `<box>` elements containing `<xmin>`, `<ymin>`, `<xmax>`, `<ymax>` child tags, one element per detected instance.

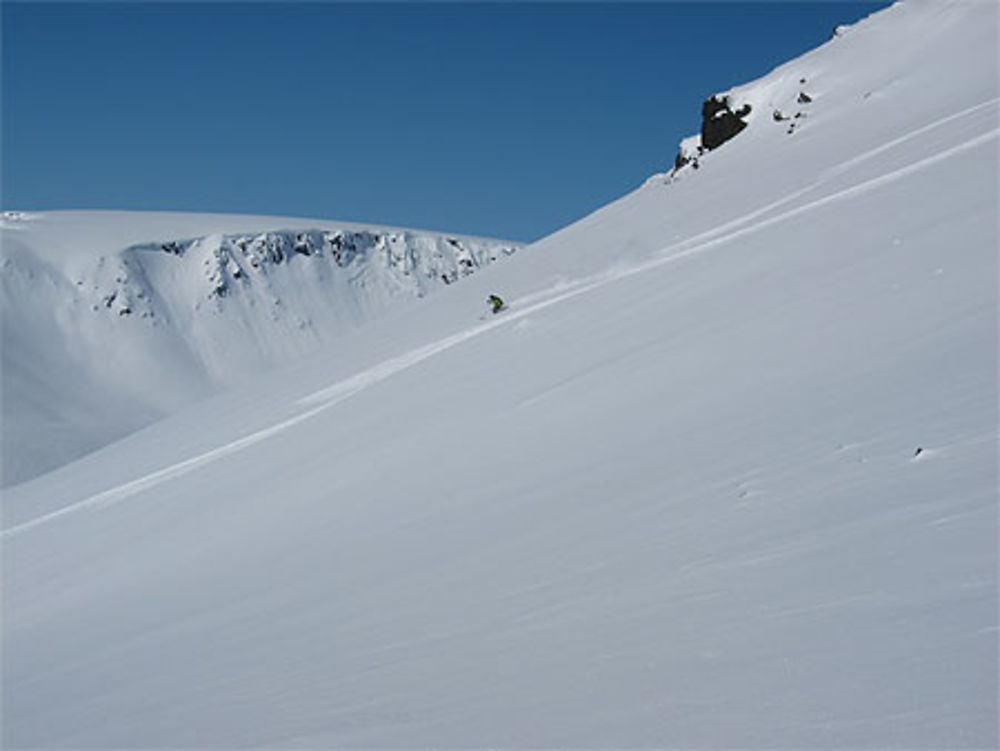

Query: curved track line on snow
<box><xmin>829</xmin><ymin>97</ymin><xmax>999</xmax><ymax>177</ymax></box>
<box><xmin>642</xmin><ymin>127</ymin><xmax>1000</xmax><ymax>271</ymax></box>
<box><xmin>4</xmin><ymin>127</ymin><xmax>996</xmax><ymax>539</ymax></box>
<box><xmin>1</xmin><ymin>400</ymin><xmax>338</xmax><ymax>537</ymax></box>
<box><xmin>658</xmin><ymin>98</ymin><xmax>1000</xmax><ymax>257</ymax></box>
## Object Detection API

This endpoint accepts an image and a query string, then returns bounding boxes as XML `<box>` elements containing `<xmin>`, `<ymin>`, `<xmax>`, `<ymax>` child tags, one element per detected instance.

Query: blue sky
<box><xmin>2</xmin><ymin>2</ymin><xmax>888</xmax><ymax>241</ymax></box>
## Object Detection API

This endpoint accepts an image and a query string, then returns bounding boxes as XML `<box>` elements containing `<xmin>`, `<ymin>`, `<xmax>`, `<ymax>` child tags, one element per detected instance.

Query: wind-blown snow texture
<box><xmin>3</xmin><ymin>1</ymin><xmax>997</xmax><ymax>747</ymax></box>
<box><xmin>0</xmin><ymin>212</ymin><xmax>518</xmax><ymax>485</ymax></box>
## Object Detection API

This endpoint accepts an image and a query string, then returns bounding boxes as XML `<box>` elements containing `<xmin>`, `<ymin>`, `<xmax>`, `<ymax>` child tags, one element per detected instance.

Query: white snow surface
<box><xmin>2</xmin><ymin>1</ymin><xmax>997</xmax><ymax>747</ymax></box>
<box><xmin>1</xmin><ymin>211</ymin><xmax>519</xmax><ymax>485</ymax></box>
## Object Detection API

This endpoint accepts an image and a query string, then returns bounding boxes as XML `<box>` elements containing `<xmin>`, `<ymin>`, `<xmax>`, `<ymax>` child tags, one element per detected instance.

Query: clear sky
<box><xmin>2</xmin><ymin>2</ymin><xmax>888</xmax><ymax>241</ymax></box>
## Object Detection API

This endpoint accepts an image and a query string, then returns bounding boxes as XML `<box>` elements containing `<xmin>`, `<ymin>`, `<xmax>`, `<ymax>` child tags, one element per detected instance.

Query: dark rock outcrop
<box><xmin>669</xmin><ymin>92</ymin><xmax>756</xmax><ymax>174</ymax></box>
<box><xmin>700</xmin><ymin>96</ymin><xmax>752</xmax><ymax>151</ymax></box>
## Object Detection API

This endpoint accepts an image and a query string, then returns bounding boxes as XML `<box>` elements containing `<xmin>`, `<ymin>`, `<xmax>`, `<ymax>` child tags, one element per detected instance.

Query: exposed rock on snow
<box><xmin>671</xmin><ymin>95</ymin><xmax>753</xmax><ymax>172</ymax></box>
<box><xmin>121</xmin><ymin>228</ymin><xmax>517</xmax><ymax>308</ymax></box>
<box><xmin>672</xmin><ymin>133</ymin><xmax>702</xmax><ymax>171</ymax></box>
<box><xmin>701</xmin><ymin>95</ymin><xmax>753</xmax><ymax>150</ymax></box>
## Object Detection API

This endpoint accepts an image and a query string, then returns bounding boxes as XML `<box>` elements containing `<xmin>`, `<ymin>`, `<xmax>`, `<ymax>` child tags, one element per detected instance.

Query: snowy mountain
<box><xmin>3</xmin><ymin>1</ymin><xmax>997</xmax><ymax>747</ymax></box>
<box><xmin>1</xmin><ymin>211</ymin><xmax>519</xmax><ymax>485</ymax></box>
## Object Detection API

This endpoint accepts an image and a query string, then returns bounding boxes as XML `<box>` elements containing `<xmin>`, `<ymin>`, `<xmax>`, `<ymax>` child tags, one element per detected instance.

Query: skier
<box><xmin>487</xmin><ymin>294</ymin><xmax>505</xmax><ymax>314</ymax></box>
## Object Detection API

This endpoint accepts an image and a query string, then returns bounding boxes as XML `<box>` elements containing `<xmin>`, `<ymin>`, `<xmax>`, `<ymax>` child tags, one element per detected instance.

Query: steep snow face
<box><xmin>0</xmin><ymin>212</ymin><xmax>518</xmax><ymax>485</ymax></box>
<box><xmin>2</xmin><ymin>1</ymin><xmax>997</xmax><ymax>748</ymax></box>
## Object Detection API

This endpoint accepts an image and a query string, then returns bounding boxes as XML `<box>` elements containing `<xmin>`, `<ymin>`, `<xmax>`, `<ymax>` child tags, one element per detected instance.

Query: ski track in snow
<box><xmin>829</xmin><ymin>97</ymin><xmax>998</xmax><ymax>176</ymax></box>
<box><xmin>660</xmin><ymin>97</ymin><xmax>999</xmax><ymax>258</ymax></box>
<box><xmin>4</xmin><ymin>114</ymin><xmax>996</xmax><ymax>539</ymax></box>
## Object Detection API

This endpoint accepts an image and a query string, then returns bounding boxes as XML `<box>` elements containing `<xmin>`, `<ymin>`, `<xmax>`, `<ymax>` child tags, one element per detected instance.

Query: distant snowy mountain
<box><xmin>3</xmin><ymin>1</ymin><xmax>996</xmax><ymax>748</ymax></box>
<box><xmin>1</xmin><ymin>211</ymin><xmax>519</xmax><ymax>485</ymax></box>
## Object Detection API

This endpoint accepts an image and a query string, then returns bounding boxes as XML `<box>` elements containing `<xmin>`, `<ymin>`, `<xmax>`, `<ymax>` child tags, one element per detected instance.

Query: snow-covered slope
<box><xmin>3</xmin><ymin>1</ymin><xmax>997</xmax><ymax>746</ymax></box>
<box><xmin>1</xmin><ymin>211</ymin><xmax>519</xmax><ymax>485</ymax></box>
